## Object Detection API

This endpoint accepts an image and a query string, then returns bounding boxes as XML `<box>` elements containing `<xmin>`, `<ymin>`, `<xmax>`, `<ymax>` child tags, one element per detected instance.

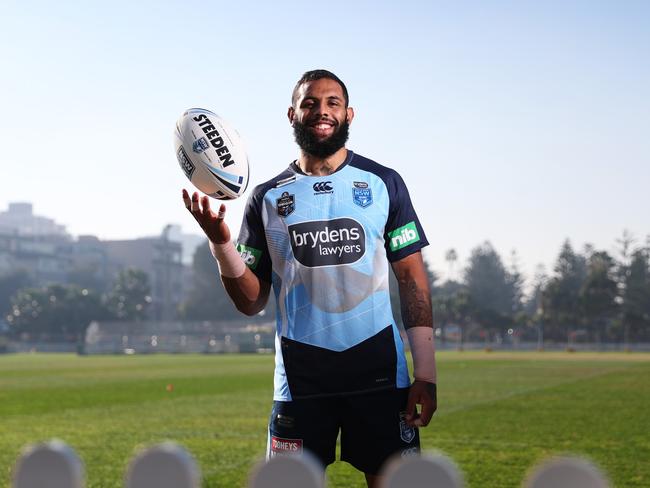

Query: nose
<box><xmin>315</xmin><ymin>100</ymin><xmax>329</xmax><ymax>118</ymax></box>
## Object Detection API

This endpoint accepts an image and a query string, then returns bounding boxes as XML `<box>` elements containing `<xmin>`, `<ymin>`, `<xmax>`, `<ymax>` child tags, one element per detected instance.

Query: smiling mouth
<box><xmin>309</xmin><ymin>121</ymin><xmax>335</xmax><ymax>137</ymax></box>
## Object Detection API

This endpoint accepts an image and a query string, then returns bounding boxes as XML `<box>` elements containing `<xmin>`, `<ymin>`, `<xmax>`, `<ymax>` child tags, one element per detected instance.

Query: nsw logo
<box><xmin>313</xmin><ymin>181</ymin><xmax>334</xmax><ymax>194</ymax></box>
<box><xmin>289</xmin><ymin>218</ymin><xmax>366</xmax><ymax>267</ymax></box>
<box><xmin>192</xmin><ymin>137</ymin><xmax>209</xmax><ymax>154</ymax></box>
<box><xmin>352</xmin><ymin>181</ymin><xmax>372</xmax><ymax>207</ymax></box>
<box><xmin>399</xmin><ymin>412</ymin><xmax>416</xmax><ymax>444</ymax></box>
<box><xmin>388</xmin><ymin>221</ymin><xmax>420</xmax><ymax>252</ymax></box>
<box><xmin>237</xmin><ymin>244</ymin><xmax>262</xmax><ymax>270</ymax></box>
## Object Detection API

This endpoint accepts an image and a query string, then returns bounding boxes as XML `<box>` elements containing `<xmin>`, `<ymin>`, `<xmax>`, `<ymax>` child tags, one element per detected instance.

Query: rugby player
<box><xmin>182</xmin><ymin>69</ymin><xmax>436</xmax><ymax>487</ymax></box>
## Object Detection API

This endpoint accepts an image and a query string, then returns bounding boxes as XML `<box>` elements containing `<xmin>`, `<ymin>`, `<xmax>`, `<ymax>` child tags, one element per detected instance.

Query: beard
<box><xmin>293</xmin><ymin>118</ymin><xmax>350</xmax><ymax>158</ymax></box>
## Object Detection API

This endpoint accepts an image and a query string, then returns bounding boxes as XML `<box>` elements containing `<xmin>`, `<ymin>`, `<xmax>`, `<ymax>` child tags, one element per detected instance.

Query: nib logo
<box><xmin>388</xmin><ymin>222</ymin><xmax>420</xmax><ymax>251</ymax></box>
<box><xmin>236</xmin><ymin>244</ymin><xmax>262</xmax><ymax>270</ymax></box>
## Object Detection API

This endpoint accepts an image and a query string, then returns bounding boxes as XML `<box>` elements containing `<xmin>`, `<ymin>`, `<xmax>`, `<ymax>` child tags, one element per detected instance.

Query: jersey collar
<box><xmin>290</xmin><ymin>150</ymin><xmax>355</xmax><ymax>176</ymax></box>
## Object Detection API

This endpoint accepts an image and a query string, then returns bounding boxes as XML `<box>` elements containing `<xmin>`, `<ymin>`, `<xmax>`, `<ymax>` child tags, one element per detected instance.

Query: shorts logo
<box><xmin>192</xmin><ymin>137</ymin><xmax>209</xmax><ymax>154</ymax></box>
<box><xmin>388</xmin><ymin>222</ymin><xmax>420</xmax><ymax>251</ymax></box>
<box><xmin>399</xmin><ymin>412</ymin><xmax>416</xmax><ymax>444</ymax></box>
<box><xmin>352</xmin><ymin>181</ymin><xmax>372</xmax><ymax>207</ymax></box>
<box><xmin>237</xmin><ymin>244</ymin><xmax>262</xmax><ymax>270</ymax></box>
<box><xmin>176</xmin><ymin>146</ymin><xmax>195</xmax><ymax>179</ymax></box>
<box><xmin>288</xmin><ymin>218</ymin><xmax>366</xmax><ymax>267</ymax></box>
<box><xmin>313</xmin><ymin>181</ymin><xmax>334</xmax><ymax>194</ymax></box>
<box><xmin>277</xmin><ymin>192</ymin><xmax>295</xmax><ymax>217</ymax></box>
<box><xmin>401</xmin><ymin>447</ymin><xmax>419</xmax><ymax>457</ymax></box>
<box><xmin>270</xmin><ymin>436</ymin><xmax>303</xmax><ymax>457</ymax></box>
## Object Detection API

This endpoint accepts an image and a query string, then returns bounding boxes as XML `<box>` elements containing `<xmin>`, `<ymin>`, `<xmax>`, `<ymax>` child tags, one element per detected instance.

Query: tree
<box><xmin>433</xmin><ymin>280</ymin><xmax>471</xmax><ymax>348</ymax></box>
<box><xmin>444</xmin><ymin>248</ymin><xmax>458</xmax><ymax>281</ymax></box>
<box><xmin>106</xmin><ymin>268</ymin><xmax>151</xmax><ymax>321</ymax></box>
<box><xmin>8</xmin><ymin>284</ymin><xmax>108</xmax><ymax>342</ymax></box>
<box><xmin>523</xmin><ymin>264</ymin><xmax>547</xmax><ymax>347</ymax></box>
<box><xmin>180</xmin><ymin>241</ymin><xmax>247</xmax><ymax>321</ymax></box>
<box><xmin>0</xmin><ymin>269</ymin><xmax>32</xmax><ymax>319</ymax></box>
<box><xmin>580</xmin><ymin>251</ymin><xmax>618</xmax><ymax>344</ymax></box>
<box><xmin>621</xmin><ymin>248</ymin><xmax>650</xmax><ymax>342</ymax></box>
<box><xmin>542</xmin><ymin>240</ymin><xmax>587</xmax><ymax>341</ymax></box>
<box><xmin>464</xmin><ymin>242</ymin><xmax>521</xmax><ymax>341</ymax></box>
<box><xmin>506</xmin><ymin>250</ymin><xmax>525</xmax><ymax>318</ymax></box>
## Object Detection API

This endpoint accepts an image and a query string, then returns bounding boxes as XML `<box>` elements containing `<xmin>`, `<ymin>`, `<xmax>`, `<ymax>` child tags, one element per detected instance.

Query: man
<box><xmin>182</xmin><ymin>69</ymin><xmax>436</xmax><ymax>487</ymax></box>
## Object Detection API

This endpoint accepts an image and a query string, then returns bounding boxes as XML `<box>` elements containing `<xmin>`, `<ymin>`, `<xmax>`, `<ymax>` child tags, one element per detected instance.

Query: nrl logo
<box><xmin>399</xmin><ymin>412</ymin><xmax>416</xmax><ymax>443</ymax></box>
<box><xmin>276</xmin><ymin>191</ymin><xmax>295</xmax><ymax>217</ymax></box>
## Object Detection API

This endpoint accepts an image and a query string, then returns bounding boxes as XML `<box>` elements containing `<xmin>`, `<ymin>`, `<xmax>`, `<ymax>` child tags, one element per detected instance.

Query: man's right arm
<box><xmin>182</xmin><ymin>189</ymin><xmax>271</xmax><ymax>315</ymax></box>
<box><xmin>221</xmin><ymin>270</ymin><xmax>271</xmax><ymax>316</ymax></box>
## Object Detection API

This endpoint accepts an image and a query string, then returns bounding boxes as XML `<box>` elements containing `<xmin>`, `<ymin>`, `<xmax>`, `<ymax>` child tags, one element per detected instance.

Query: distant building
<box><xmin>166</xmin><ymin>224</ymin><xmax>205</xmax><ymax>265</ymax></box>
<box><xmin>0</xmin><ymin>202</ymin><xmax>193</xmax><ymax>321</ymax></box>
<box><xmin>102</xmin><ymin>228</ymin><xmax>186</xmax><ymax>321</ymax></box>
<box><xmin>0</xmin><ymin>203</ymin><xmax>69</xmax><ymax>237</ymax></box>
<box><xmin>0</xmin><ymin>232</ymin><xmax>72</xmax><ymax>284</ymax></box>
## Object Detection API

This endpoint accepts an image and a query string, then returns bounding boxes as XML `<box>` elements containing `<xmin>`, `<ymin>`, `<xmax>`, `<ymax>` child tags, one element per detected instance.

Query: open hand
<box><xmin>182</xmin><ymin>189</ymin><xmax>231</xmax><ymax>245</ymax></box>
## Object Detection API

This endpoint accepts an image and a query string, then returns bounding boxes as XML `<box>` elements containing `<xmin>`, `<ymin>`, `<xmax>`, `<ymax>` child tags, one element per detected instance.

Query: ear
<box><xmin>346</xmin><ymin>106</ymin><xmax>355</xmax><ymax>125</ymax></box>
<box><xmin>287</xmin><ymin>106</ymin><xmax>295</xmax><ymax>125</ymax></box>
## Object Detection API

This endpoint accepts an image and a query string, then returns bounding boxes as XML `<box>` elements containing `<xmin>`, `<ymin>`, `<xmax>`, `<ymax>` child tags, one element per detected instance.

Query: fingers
<box><xmin>405</xmin><ymin>389</ymin><xmax>418</xmax><ymax>424</ymax></box>
<box><xmin>405</xmin><ymin>382</ymin><xmax>437</xmax><ymax>427</ymax></box>
<box><xmin>216</xmin><ymin>203</ymin><xmax>226</xmax><ymax>220</ymax></box>
<box><xmin>182</xmin><ymin>189</ymin><xmax>191</xmax><ymax>209</ymax></box>
<box><xmin>418</xmin><ymin>401</ymin><xmax>434</xmax><ymax>427</ymax></box>
<box><xmin>201</xmin><ymin>195</ymin><xmax>211</xmax><ymax>215</ymax></box>
<box><xmin>181</xmin><ymin>190</ymin><xmax>206</xmax><ymax>225</ymax></box>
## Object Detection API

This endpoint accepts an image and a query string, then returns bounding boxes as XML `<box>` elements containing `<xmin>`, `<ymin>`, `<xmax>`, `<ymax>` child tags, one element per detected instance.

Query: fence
<box><xmin>11</xmin><ymin>440</ymin><xmax>611</xmax><ymax>488</ymax></box>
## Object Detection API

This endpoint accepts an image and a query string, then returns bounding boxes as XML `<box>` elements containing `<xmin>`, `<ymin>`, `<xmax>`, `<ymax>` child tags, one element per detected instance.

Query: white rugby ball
<box><xmin>174</xmin><ymin>108</ymin><xmax>249</xmax><ymax>200</ymax></box>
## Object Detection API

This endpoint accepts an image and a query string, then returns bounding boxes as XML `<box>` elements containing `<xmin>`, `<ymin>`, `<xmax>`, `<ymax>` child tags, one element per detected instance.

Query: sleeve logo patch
<box><xmin>388</xmin><ymin>222</ymin><xmax>420</xmax><ymax>251</ymax></box>
<box><xmin>237</xmin><ymin>244</ymin><xmax>262</xmax><ymax>270</ymax></box>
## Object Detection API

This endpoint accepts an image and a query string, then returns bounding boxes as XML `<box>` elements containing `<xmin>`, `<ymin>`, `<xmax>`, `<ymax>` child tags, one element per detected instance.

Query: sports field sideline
<box><xmin>1</xmin><ymin>352</ymin><xmax>648</xmax><ymax>487</ymax></box>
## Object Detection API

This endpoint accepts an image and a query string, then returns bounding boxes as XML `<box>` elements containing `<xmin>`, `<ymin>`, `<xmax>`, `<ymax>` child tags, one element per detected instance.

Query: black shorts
<box><xmin>267</xmin><ymin>388</ymin><xmax>420</xmax><ymax>475</ymax></box>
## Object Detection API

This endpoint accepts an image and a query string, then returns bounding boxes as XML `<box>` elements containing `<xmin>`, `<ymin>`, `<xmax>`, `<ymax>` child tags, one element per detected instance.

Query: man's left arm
<box><xmin>391</xmin><ymin>251</ymin><xmax>437</xmax><ymax>427</ymax></box>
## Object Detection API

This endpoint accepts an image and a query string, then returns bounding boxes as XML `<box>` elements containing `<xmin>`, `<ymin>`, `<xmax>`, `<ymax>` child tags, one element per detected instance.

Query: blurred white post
<box><xmin>379</xmin><ymin>453</ymin><xmax>464</xmax><ymax>488</ymax></box>
<box><xmin>524</xmin><ymin>456</ymin><xmax>610</xmax><ymax>488</ymax></box>
<box><xmin>12</xmin><ymin>440</ymin><xmax>85</xmax><ymax>488</ymax></box>
<box><xmin>125</xmin><ymin>442</ymin><xmax>201</xmax><ymax>488</ymax></box>
<box><xmin>249</xmin><ymin>452</ymin><xmax>325</xmax><ymax>488</ymax></box>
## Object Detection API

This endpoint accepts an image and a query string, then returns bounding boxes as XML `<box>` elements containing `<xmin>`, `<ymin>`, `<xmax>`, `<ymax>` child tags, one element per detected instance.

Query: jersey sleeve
<box><xmin>383</xmin><ymin>169</ymin><xmax>429</xmax><ymax>262</ymax></box>
<box><xmin>236</xmin><ymin>187</ymin><xmax>272</xmax><ymax>283</ymax></box>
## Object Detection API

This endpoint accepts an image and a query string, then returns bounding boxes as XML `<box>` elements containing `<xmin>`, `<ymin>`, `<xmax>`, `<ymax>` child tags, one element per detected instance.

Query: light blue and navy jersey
<box><xmin>237</xmin><ymin>151</ymin><xmax>428</xmax><ymax>401</ymax></box>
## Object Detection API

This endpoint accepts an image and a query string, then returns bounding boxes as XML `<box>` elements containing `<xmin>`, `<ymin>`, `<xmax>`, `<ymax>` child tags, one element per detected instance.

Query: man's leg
<box><xmin>340</xmin><ymin>388</ymin><xmax>420</xmax><ymax>477</ymax></box>
<box><xmin>365</xmin><ymin>473</ymin><xmax>381</xmax><ymax>488</ymax></box>
<box><xmin>267</xmin><ymin>397</ymin><xmax>340</xmax><ymax>467</ymax></box>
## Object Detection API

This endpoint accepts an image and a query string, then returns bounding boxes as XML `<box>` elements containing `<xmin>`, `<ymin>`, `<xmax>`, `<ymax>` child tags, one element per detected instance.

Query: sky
<box><xmin>1</xmin><ymin>0</ymin><xmax>648</xmax><ymax>286</ymax></box>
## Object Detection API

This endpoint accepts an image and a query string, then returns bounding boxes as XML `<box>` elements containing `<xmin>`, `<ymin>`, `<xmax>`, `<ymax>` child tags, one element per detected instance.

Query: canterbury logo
<box><xmin>313</xmin><ymin>181</ymin><xmax>333</xmax><ymax>193</ymax></box>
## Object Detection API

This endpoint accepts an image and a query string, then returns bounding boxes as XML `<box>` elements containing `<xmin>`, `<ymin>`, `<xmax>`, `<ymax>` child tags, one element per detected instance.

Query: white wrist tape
<box><xmin>210</xmin><ymin>241</ymin><xmax>246</xmax><ymax>278</ymax></box>
<box><xmin>406</xmin><ymin>326</ymin><xmax>437</xmax><ymax>383</ymax></box>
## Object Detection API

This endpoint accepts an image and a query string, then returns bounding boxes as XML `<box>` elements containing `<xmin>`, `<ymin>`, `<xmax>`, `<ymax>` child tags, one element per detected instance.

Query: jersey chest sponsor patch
<box><xmin>288</xmin><ymin>218</ymin><xmax>366</xmax><ymax>267</ymax></box>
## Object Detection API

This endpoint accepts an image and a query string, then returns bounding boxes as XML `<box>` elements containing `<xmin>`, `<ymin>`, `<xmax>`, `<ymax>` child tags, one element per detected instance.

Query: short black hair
<box><xmin>291</xmin><ymin>69</ymin><xmax>349</xmax><ymax>107</ymax></box>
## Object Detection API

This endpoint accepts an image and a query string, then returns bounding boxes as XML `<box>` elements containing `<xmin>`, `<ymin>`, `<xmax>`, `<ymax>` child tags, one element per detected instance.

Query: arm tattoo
<box><xmin>399</xmin><ymin>279</ymin><xmax>433</xmax><ymax>329</ymax></box>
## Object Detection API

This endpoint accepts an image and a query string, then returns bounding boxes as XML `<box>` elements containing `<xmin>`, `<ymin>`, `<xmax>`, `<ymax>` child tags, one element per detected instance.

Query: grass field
<box><xmin>1</xmin><ymin>352</ymin><xmax>649</xmax><ymax>487</ymax></box>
